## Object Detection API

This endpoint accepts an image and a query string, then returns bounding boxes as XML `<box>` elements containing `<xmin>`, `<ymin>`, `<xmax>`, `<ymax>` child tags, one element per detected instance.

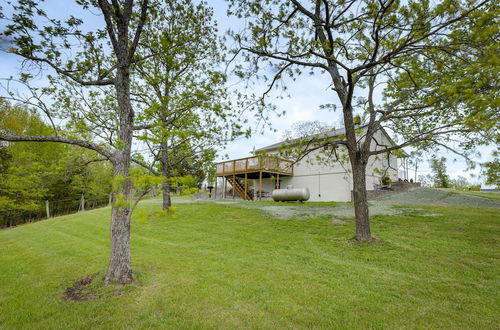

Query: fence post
<box><xmin>79</xmin><ymin>194</ymin><xmax>85</xmax><ymax>212</ymax></box>
<box><xmin>45</xmin><ymin>200</ymin><xmax>50</xmax><ymax>218</ymax></box>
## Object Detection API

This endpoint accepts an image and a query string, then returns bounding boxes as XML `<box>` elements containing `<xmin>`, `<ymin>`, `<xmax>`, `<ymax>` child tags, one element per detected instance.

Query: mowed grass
<box><xmin>442</xmin><ymin>188</ymin><xmax>500</xmax><ymax>200</ymax></box>
<box><xmin>0</xmin><ymin>199</ymin><xmax>499</xmax><ymax>329</ymax></box>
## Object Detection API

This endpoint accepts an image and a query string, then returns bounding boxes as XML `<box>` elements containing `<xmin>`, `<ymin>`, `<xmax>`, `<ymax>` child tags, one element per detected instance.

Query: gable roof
<box><xmin>254</xmin><ymin>124</ymin><xmax>409</xmax><ymax>157</ymax></box>
<box><xmin>255</xmin><ymin>126</ymin><xmax>350</xmax><ymax>153</ymax></box>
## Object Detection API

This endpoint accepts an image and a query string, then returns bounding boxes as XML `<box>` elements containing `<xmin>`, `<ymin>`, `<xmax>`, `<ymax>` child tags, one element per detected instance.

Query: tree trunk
<box><xmin>351</xmin><ymin>160</ymin><xmax>372</xmax><ymax>242</ymax></box>
<box><xmin>106</xmin><ymin>153</ymin><xmax>133</xmax><ymax>284</ymax></box>
<box><xmin>160</xmin><ymin>142</ymin><xmax>171</xmax><ymax>210</ymax></box>
<box><xmin>162</xmin><ymin>180</ymin><xmax>172</xmax><ymax>210</ymax></box>
<box><xmin>341</xmin><ymin>101</ymin><xmax>372</xmax><ymax>242</ymax></box>
<box><xmin>105</xmin><ymin>61</ymin><xmax>134</xmax><ymax>284</ymax></box>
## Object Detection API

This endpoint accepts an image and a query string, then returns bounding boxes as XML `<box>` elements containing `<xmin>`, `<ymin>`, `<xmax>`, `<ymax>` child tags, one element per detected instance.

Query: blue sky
<box><xmin>0</xmin><ymin>1</ymin><xmax>494</xmax><ymax>185</ymax></box>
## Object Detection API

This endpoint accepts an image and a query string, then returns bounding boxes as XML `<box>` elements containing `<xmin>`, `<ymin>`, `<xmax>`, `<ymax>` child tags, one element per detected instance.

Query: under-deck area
<box><xmin>215</xmin><ymin>155</ymin><xmax>293</xmax><ymax>200</ymax></box>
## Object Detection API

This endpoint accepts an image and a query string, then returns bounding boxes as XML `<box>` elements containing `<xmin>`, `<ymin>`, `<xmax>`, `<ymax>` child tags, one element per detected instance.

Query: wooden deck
<box><xmin>214</xmin><ymin>155</ymin><xmax>293</xmax><ymax>201</ymax></box>
<box><xmin>216</xmin><ymin>155</ymin><xmax>293</xmax><ymax>178</ymax></box>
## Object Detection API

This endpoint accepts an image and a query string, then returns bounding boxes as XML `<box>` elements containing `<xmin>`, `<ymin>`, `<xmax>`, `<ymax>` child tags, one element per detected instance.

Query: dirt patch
<box><xmin>331</xmin><ymin>218</ymin><xmax>346</xmax><ymax>224</ymax></box>
<box><xmin>64</xmin><ymin>273</ymin><xmax>100</xmax><ymax>301</ymax></box>
<box><xmin>63</xmin><ymin>273</ymin><xmax>137</xmax><ymax>302</ymax></box>
<box><xmin>367</xmin><ymin>236</ymin><xmax>384</xmax><ymax>244</ymax></box>
<box><xmin>348</xmin><ymin>236</ymin><xmax>385</xmax><ymax>244</ymax></box>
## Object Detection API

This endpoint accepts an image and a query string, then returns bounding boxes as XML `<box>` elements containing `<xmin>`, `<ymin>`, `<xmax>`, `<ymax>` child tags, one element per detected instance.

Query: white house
<box><xmin>215</xmin><ymin>126</ymin><xmax>407</xmax><ymax>202</ymax></box>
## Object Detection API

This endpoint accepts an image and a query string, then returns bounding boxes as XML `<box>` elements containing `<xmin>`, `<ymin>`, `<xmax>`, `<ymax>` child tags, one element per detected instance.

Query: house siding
<box><xmin>258</xmin><ymin>130</ymin><xmax>399</xmax><ymax>202</ymax></box>
<box><xmin>220</xmin><ymin>127</ymin><xmax>402</xmax><ymax>202</ymax></box>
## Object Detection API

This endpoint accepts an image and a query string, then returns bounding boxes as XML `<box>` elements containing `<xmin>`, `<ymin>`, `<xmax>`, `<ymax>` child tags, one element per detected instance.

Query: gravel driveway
<box><xmin>203</xmin><ymin>188</ymin><xmax>499</xmax><ymax>220</ymax></box>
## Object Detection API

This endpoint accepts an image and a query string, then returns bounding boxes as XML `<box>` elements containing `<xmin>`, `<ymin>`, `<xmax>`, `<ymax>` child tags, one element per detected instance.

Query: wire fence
<box><xmin>0</xmin><ymin>196</ymin><xmax>110</xmax><ymax>229</ymax></box>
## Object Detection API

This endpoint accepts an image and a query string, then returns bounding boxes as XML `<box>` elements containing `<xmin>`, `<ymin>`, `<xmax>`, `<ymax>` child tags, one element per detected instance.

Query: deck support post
<box><xmin>277</xmin><ymin>174</ymin><xmax>280</xmax><ymax>189</ymax></box>
<box><xmin>214</xmin><ymin>176</ymin><xmax>218</xmax><ymax>199</ymax></box>
<box><xmin>259</xmin><ymin>171</ymin><xmax>262</xmax><ymax>201</ymax></box>
<box><xmin>232</xmin><ymin>175</ymin><xmax>235</xmax><ymax>200</ymax></box>
<box><xmin>244</xmin><ymin>173</ymin><xmax>248</xmax><ymax>201</ymax></box>
<box><xmin>222</xmin><ymin>176</ymin><xmax>226</xmax><ymax>199</ymax></box>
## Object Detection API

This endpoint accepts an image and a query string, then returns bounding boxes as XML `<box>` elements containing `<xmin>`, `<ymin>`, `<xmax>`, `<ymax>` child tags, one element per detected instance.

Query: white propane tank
<box><xmin>272</xmin><ymin>186</ymin><xmax>310</xmax><ymax>202</ymax></box>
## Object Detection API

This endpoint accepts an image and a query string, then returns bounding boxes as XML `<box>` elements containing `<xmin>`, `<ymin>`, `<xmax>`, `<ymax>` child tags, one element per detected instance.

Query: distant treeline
<box><xmin>0</xmin><ymin>100</ymin><xmax>113</xmax><ymax>228</ymax></box>
<box><xmin>0</xmin><ymin>197</ymin><xmax>110</xmax><ymax>228</ymax></box>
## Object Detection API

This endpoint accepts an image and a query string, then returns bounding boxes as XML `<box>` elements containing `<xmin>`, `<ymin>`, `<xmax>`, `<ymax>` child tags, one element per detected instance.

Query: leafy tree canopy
<box><xmin>226</xmin><ymin>0</ymin><xmax>498</xmax><ymax>241</ymax></box>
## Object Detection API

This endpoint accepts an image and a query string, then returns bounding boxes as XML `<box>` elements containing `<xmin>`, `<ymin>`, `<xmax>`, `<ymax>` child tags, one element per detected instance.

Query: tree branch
<box><xmin>11</xmin><ymin>51</ymin><xmax>115</xmax><ymax>86</ymax></box>
<box><xmin>129</xmin><ymin>0</ymin><xmax>150</xmax><ymax>61</ymax></box>
<box><xmin>0</xmin><ymin>134</ymin><xmax>114</xmax><ymax>159</ymax></box>
<box><xmin>131</xmin><ymin>157</ymin><xmax>159</xmax><ymax>176</ymax></box>
<box><xmin>369</xmin><ymin>127</ymin><xmax>472</xmax><ymax>156</ymax></box>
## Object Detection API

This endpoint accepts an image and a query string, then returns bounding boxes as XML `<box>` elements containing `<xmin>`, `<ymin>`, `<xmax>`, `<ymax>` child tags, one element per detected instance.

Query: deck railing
<box><xmin>216</xmin><ymin>155</ymin><xmax>293</xmax><ymax>176</ymax></box>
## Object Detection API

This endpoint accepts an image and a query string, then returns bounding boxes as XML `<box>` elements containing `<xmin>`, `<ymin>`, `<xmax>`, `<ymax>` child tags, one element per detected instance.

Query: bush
<box><xmin>381</xmin><ymin>176</ymin><xmax>392</xmax><ymax>186</ymax></box>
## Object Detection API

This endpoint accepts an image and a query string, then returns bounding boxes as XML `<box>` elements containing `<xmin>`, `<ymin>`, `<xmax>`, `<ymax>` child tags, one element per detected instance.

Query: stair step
<box><xmin>227</xmin><ymin>176</ymin><xmax>253</xmax><ymax>201</ymax></box>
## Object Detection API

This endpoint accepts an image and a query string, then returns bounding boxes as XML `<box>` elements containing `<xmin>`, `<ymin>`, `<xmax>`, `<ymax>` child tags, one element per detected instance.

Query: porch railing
<box><xmin>216</xmin><ymin>155</ymin><xmax>293</xmax><ymax>176</ymax></box>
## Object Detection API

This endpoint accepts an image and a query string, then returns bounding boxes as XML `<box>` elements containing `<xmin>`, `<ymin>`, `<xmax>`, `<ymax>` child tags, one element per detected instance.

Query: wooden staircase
<box><xmin>226</xmin><ymin>176</ymin><xmax>253</xmax><ymax>201</ymax></box>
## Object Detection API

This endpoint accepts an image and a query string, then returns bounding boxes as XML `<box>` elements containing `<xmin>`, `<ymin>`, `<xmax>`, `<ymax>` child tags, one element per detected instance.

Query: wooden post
<box><xmin>244</xmin><ymin>173</ymin><xmax>248</xmax><ymax>201</ymax></box>
<box><xmin>79</xmin><ymin>194</ymin><xmax>85</xmax><ymax>212</ymax></box>
<box><xmin>214</xmin><ymin>176</ymin><xmax>218</xmax><ymax>199</ymax></box>
<box><xmin>221</xmin><ymin>177</ymin><xmax>224</xmax><ymax>199</ymax></box>
<box><xmin>277</xmin><ymin>173</ymin><xmax>280</xmax><ymax>189</ymax></box>
<box><xmin>232</xmin><ymin>175</ymin><xmax>235</xmax><ymax>200</ymax></box>
<box><xmin>259</xmin><ymin>171</ymin><xmax>262</xmax><ymax>201</ymax></box>
<box><xmin>45</xmin><ymin>200</ymin><xmax>50</xmax><ymax>218</ymax></box>
<box><xmin>223</xmin><ymin>177</ymin><xmax>226</xmax><ymax>199</ymax></box>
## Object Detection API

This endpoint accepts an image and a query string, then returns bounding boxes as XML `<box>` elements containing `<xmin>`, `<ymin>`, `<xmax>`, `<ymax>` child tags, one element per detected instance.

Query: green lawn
<box><xmin>0</xmin><ymin>199</ymin><xmax>498</xmax><ymax>329</ymax></box>
<box><xmin>442</xmin><ymin>188</ymin><xmax>500</xmax><ymax>200</ymax></box>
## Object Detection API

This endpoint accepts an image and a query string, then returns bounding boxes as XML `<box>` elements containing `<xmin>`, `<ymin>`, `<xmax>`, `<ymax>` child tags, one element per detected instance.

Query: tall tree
<box><xmin>430</xmin><ymin>157</ymin><xmax>450</xmax><ymax>188</ymax></box>
<box><xmin>0</xmin><ymin>0</ymin><xmax>151</xmax><ymax>284</ymax></box>
<box><xmin>132</xmin><ymin>0</ymin><xmax>243</xmax><ymax>210</ymax></box>
<box><xmin>227</xmin><ymin>0</ymin><xmax>496</xmax><ymax>241</ymax></box>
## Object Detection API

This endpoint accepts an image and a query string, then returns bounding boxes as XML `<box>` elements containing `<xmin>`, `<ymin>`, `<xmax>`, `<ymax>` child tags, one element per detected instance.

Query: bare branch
<box><xmin>129</xmin><ymin>0</ymin><xmax>150</xmax><ymax>61</ymax></box>
<box><xmin>369</xmin><ymin>127</ymin><xmax>472</xmax><ymax>156</ymax></box>
<box><xmin>98</xmin><ymin>0</ymin><xmax>119</xmax><ymax>52</ymax></box>
<box><xmin>11</xmin><ymin>51</ymin><xmax>115</xmax><ymax>86</ymax></box>
<box><xmin>0</xmin><ymin>134</ymin><xmax>114</xmax><ymax>159</ymax></box>
<box><xmin>131</xmin><ymin>157</ymin><xmax>159</xmax><ymax>176</ymax></box>
<box><xmin>240</xmin><ymin>47</ymin><xmax>329</xmax><ymax>70</ymax></box>
<box><xmin>132</xmin><ymin>124</ymin><xmax>154</xmax><ymax>130</ymax></box>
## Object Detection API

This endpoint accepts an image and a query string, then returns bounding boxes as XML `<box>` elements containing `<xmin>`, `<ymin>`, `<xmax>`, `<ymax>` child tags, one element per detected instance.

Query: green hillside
<box><xmin>1</xmin><ymin>199</ymin><xmax>499</xmax><ymax>328</ymax></box>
